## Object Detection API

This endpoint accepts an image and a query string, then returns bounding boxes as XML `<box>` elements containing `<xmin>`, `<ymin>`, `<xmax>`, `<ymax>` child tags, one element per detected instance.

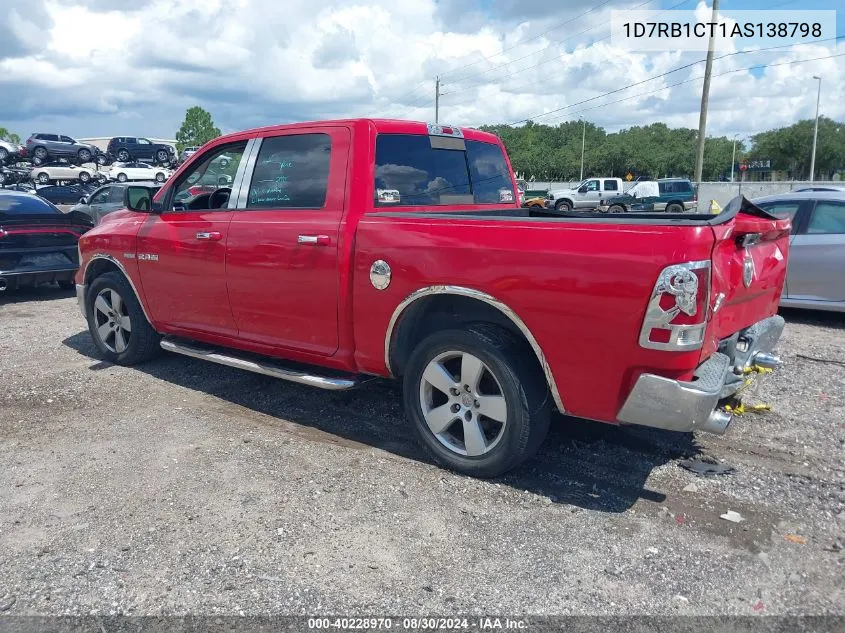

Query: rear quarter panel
<box><xmin>352</xmin><ymin>215</ymin><xmax>716</xmax><ymax>423</ymax></box>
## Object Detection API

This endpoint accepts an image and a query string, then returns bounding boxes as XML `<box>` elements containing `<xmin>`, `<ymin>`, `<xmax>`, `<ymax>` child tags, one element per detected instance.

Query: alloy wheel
<box><xmin>93</xmin><ymin>288</ymin><xmax>132</xmax><ymax>353</ymax></box>
<box><xmin>418</xmin><ymin>351</ymin><xmax>508</xmax><ymax>457</ymax></box>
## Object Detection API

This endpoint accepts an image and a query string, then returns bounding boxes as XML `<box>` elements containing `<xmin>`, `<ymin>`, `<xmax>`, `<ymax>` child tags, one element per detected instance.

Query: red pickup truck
<box><xmin>74</xmin><ymin>119</ymin><xmax>791</xmax><ymax>478</ymax></box>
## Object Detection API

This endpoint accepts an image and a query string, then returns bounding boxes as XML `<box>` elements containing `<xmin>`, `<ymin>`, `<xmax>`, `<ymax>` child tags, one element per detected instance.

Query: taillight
<box><xmin>638</xmin><ymin>260</ymin><xmax>711</xmax><ymax>350</ymax></box>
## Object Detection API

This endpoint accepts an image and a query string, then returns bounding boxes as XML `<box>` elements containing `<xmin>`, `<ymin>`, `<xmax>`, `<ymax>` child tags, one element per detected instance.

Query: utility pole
<box><xmin>809</xmin><ymin>75</ymin><xmax>821</xmax><ymax>182</ymax></box>
<box><xmin>435</xmin><ymin>76</ymin><xmax>440</xmax><ymax>124</ymax></box>
<box><xmin>580</xmin><ymin>119</ymin><xmax>586</xmax><ymax>181</ymax></box>
<box><xmin>730</xmin><ymin>134</ymin><xmax>738</xmax><ymax>182</ymax></box>
<box><xmin>693</xmin><ymin>0</ymin><xmax>719</xmax><ymax>185</ymax></box>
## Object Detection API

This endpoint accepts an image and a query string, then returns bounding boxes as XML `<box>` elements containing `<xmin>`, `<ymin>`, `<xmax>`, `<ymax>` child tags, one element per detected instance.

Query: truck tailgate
<box><xmin>701</xmin><ymin>203</ymin><xmax>792</xmax><ymax>360</ymax></box>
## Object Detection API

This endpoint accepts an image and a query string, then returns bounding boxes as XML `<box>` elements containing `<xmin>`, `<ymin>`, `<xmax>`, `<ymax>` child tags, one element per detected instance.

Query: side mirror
<box><xmin>124</xmin><ymin>185</ymin><xmax>156</xmax><ymax>213</ymax></box>
<box><xmin>578</xmin><ymin>186</ymin><xmax>588</xmax><ymax>194</ymax></box>
<box><xmin>79</xmin><ymin>196</ymin><xmax>88</xmax><ymax>204</ymax></box>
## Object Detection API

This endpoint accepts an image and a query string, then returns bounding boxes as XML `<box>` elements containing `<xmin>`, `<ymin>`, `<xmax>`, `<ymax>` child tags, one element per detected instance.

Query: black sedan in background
<box><xmin>0</xmin><ymin>190</ymin><xmax>94</xmax><ymax>292</ymax></box>
<box><xmin>34</xmin><ymin>183</ymin><xmax>99</xmax><ymax>206</ymax></box>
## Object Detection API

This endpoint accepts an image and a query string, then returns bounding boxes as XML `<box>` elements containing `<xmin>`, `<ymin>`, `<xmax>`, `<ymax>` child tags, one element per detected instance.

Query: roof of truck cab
<box><xmin>228</xmin><ymin>118</ymin><xmax>503</xmax><ymax>145</ymax></box>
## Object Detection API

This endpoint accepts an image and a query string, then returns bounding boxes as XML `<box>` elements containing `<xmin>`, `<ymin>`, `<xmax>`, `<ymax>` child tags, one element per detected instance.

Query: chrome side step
<box><xmin>160</xmin><ymin>336</ymin><xmax>361</xmax><ymax>391</ymax></box>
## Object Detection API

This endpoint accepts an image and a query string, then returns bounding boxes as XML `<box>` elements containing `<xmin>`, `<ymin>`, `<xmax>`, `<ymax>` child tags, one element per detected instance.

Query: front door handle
<box><xmin>196</xmin><ymin>231</ymin><xmax>222</xmax><ymax>241</ymax></box>
<box><xmin>297</xmin><ymin>234</ymin><xmax>331</xmax><ymax>246</ymax></box>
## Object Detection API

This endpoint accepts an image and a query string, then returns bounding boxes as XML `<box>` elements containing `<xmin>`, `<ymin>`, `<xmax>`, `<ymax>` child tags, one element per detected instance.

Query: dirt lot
<box><xmin>1</xmin><ymin>287</ymin><xmax>843</xmax><ymax>617</ymax></box>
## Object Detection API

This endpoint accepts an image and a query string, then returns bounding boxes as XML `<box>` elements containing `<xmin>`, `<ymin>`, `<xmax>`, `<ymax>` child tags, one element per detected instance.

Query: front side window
<box><xmin>375</xmin><ymin>134</ymin><xmax>471</xmax><ymax>207</ymax></box>
<box><xmin>585</xmin><ymin>180</ymin><xmax>600</xmax><ymax>192</ymax></box>
<box><xmin>170</xmin><ymin>141</ymin><xmax>247</xmax><ymax>210</ymax></box>
<box><xmin>108</xmin><ymin>187</ymin><xmax>124</xmax><ymax>203</ymax></box>
<box><xmin>246</xmin><ymin>134</ymin><xmax>331</xmax><ymax>209</ymax></box>
<box><xmin>137</xmin><ymin>138</ymin><xmax>151</xmax><ymax>145</ymax></box>
<box><xmin>89</xmin><ymin>188</ymin><xmax>110</xmax><ymax>205</ymax></box>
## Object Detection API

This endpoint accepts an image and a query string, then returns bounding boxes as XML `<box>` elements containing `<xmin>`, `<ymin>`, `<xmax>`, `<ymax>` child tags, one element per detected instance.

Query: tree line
<box><xmin>480</xmin><ymin>117</ymin><xmax>845</xmax><ymax>182</ymax></box>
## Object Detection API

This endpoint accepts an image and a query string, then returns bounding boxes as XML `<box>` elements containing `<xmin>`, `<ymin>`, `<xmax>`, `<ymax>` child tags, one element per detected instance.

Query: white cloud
<box><xmin>0</xmin><ymin>0</ymin><xmax>842</xmax><ymax>142</ymax></box>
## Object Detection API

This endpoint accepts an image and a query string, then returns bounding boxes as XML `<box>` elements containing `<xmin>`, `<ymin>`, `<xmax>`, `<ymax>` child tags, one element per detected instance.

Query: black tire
<box><xmin>155</xmin><ymin>172</ymin><xmax>165</xmax><ymax>183</ymax></box>
<box><xmin>79</xmin><ymin>171</ymin><xmax>91</xmax><ymax>183</ymax></box>
<box><xmin>96</xmin><ymin>154</ymin><xmax>109</xmax><ymax>166</ymax></box>
<box><xmin>33</xmin><ymin>146</ymin><xmax>48</xmax><ymax>160</ymax></box>
<box><xmin>117</xmin><ymin>149</ymin><xmax>130</xmax><ymax>162</ymax></box>
<box><xmin>155</xmin><ymin>149</ymin><xmax>168</xmax><ymax>163</ymax></box>
<box><xmin>37</xmin><ymin>172</ymin><xmax>50</xmax><ymax>185</ymax></box>
<box><xmin>402</xmin><ymin>326</ymin><xmax>551</xmax><ymax>478</ymax></box>
<box><xmin>116</xmin><ymin>173</ymin><xmax>127</xmax><ymax>183</ymax></box>
<box><xmin>85</xmin><ymin>271</ymin><xmax>161</xmax><ymax>365</ymax></box>
<box><xmin>78</xmin><ymin>148</ymin><xmax>92</xmax><ymax>163</ymax></box>
<box><xmin>666</xmin><ymin>202</ymin><xmax>684</xmax><ymax>213</ymax></box>
<box><xmin>608</xmin><ymin>204</ymin><xmax>625</xmax><ymax>213</ymax></box>
<box><xmin>555</xmin><ymin>199</ymin><xmax>571</xmax><ymax>212</ymax></box>
<box><xmin>0</xmin><ymin>148</ymin><xmax>8</xmax><ymax>162</ymax></box>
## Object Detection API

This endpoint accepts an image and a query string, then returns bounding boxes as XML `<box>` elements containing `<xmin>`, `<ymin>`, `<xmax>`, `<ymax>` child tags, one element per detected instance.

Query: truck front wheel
<box><xmin>86</xmin><ymin>271</ymin><xmax>161</xmax><ymax>365</ymax></box>
<box><xmin>554</xmin><ymin>199</ymin><xmax>571</xmax><ymax>212</ymax></box>
<box><xmin>402</xmin><ymin>326</ymin><xmax>551</xmax><ymax>478</ymax></box>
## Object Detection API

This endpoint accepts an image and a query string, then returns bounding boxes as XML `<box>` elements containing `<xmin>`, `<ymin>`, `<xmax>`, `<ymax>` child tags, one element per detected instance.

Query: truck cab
<box><xmin>546</xmin><ymin>177</ymin><xmax>624</xmax><ymax>212</ymax></box>
<box><xmin>74</xmin><ymin>119</ymin><xmax>790</xmax><ymax>479</ymax></box>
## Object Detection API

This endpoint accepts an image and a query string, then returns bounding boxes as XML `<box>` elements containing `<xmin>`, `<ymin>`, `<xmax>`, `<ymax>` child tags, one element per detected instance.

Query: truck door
<box><xmin>579</xmin><ymin>179</ymin><xmax>601</xmax><ymax>207</ymax></box>
<box><xmin>224</xmin><ymin>126</ymin><xmax>351</xmax><ymax>356</ymax></box>
<box><xmin>602</xmin><ymin>179</ymin><xmax>620</xmax><ymax>202</ymax></box>
<box><xmin>137</xmin><ymin>139</ymin><xmax>249</xmax><ymax>336</ymax></box>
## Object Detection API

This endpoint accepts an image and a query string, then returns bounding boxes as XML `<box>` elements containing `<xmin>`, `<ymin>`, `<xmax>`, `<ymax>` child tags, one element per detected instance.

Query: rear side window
<box><xmin>604</xmin><ymin>179</ymin><xmax>618</xmax><ymax>191</ymax></box>
<box><xmin>0</xmin><ymin>193</ymin><xmax>61</xmax><ymax>215</ymax></box>
<box><xmin>374</xmin><ymin>134</ymin><xmax>513</xmax><ymax>206</ymax></box>
<box><xmin>676</xmin><ymin>181</ymin><xmax>692</xmax><ymax>192</ymax></box>
<box><xmin>807</xmin><ymin>200</ymin><xmax>845</xmax><ymax>234</ymax></box>
<box><xmin>247</xmin><ymin>134</ymin><xmax>331</xmax><ymax>209</ymax></box>
<box><xmin>465</xmin><ymin>140</ymin><xmax>514</xmax><ymax>204</ymax></box>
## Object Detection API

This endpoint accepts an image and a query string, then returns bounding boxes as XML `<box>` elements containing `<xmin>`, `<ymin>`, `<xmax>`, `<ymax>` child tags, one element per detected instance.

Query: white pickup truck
<box><xmin>546</xmin><ymin>177</ymin><xmax>625</xmax><ymax>212</ymax></box>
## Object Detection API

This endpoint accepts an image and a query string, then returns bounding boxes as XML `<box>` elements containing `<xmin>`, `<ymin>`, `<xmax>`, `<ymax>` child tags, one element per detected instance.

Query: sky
<box><xmin>0</xmin><ymin>0</ymin><xmax>842</xmax><ymax>145</ymax></box>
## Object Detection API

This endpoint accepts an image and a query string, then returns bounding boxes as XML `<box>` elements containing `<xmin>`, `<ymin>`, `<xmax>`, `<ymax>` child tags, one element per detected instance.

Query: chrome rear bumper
<box><xmin>617</xmin><ymin>315</ymin><xmax>785</xmax><ymax>435</ymax></box>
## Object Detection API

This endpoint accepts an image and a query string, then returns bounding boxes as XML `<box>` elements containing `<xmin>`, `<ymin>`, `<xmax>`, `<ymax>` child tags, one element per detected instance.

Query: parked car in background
<box><xmin>0</xmin><ymin>189</ymin><xmax>94</xmax><ymax>292</ymax></box>
<box><xmin>598</xmin><ymin>178</ymin><xmax>698</xmax><ymax>213</ymax></box>
<box><xmin>0</xmin><ymin>139</ymin><xmax>25</xmax><ymax>163</ymax></box>
<box><xmin>30</xmin><ymin>161</ymin><xmax>105</xmax><ymax>185</ymax></box>
<box><xmin>107</xmin><ymin>137</ymin><xmax>176</xmax><ymax>165</ymax></box>
<box><xmin>1</xmin><ymin>164</ymin><xmax>32</xmax><ymax>186</ymax></box>
<box><xmin>75</xmin><ymin>118</ymin><xmax>789</xmax><ymax>478</ymax></box>
<box><xmin>25</xmin><ymin>133</ymin><xmax>101</xmax><ymax>165</ymax></box>
<box><xmin>70</xmin><ymin>182</ymin><xmax>162</xmax><ymax>224</ymax></box>
<box><xmin>521</xmin><ymin>196</ymin><xmax>547</xmax><ymax>209</ymax></box>
<box><xmin>546</xmin><ymin>177</ymin><xmax>624</xmax><ymax>211</ymax></box>
<box><xmin>792</xmin><ymin>186</ymin><xmax>845</xmax><ymax>193</ymax></box>
<box><xmin>751</xmin><ymin>190</ymin><xmax>845</xmax><ymax>312</ymax></box>
<box><xmin>179</xmin><ymin>146</ymin><xmax>200</xmax><ymax>163</ymax></box>
<box><xmin>108</xmin><ymin>161</ymin><xmax>172</xmax><ymax>183</ymax></box>
<box><xmin>35</xmin><ymin>183</ymin><xmax>100</xmax><ymax>206</ymax></box>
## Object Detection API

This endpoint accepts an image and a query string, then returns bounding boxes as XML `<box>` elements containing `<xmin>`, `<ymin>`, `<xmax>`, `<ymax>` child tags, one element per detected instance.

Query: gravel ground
<box><xmin>0</xmin><ymin>286</ymin><xmax>843</xmax><ymax>617</ymax></box>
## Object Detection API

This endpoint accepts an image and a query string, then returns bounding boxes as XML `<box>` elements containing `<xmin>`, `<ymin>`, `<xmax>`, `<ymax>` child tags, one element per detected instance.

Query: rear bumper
<box><xmin>617</xmin><ymin>315</ymin><xmax>785</xmax><ymax>434</ymax></box>
<box><xmin>0</xmin><ymin>267</ymin><xmax>77</xmax><ymax>290</ymax></box>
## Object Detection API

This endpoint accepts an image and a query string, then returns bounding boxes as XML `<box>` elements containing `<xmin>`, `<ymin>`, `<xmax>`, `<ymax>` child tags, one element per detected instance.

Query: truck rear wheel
<box><xmin>666</xmin><ymin>202</ymin><xmax>684</xmax><ymax>213</ymax></box>
<box><xmin>86</xmin><ymin>271</ymin><xmax>161</xmax><ymax>365</ymax></box>
<box><xmin>402</xmin><ymin>326</ymin><xmax>551</xmax><ymax>478</ymax></box>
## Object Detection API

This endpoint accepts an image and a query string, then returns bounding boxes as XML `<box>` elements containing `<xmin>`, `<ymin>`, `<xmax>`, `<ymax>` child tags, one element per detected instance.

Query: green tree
<box><xmin>175</xmin><ymin>106</ymin><xmax>221</xmax><ymax>152</ymax></box>
<box><xmin>0</xmin><ymin>127</ymin><xmax>21</xmax><ymax>144</ymax></box>
<box><xmin>747</xmin><ymin>117</ymin><xmax>845</xmax><ymax>180</ymax></box>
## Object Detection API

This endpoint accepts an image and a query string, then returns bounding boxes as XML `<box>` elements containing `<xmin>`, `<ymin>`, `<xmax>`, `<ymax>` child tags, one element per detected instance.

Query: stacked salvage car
<box><xmin>1</xmin><ymin>133</ymin><xmax>177</xmax><ymax>189</ymax></box>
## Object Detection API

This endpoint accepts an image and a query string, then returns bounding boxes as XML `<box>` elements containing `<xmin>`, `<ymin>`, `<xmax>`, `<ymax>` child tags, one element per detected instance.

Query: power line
<box><xmin>503</xmin><ymin>35</ymin><xmax>844</xmax><ymax>126</ymax></box>
<box><xmin>533</xmin><ymin>51</ymin><xmax>845</xmax><ymax>127</ymax></box>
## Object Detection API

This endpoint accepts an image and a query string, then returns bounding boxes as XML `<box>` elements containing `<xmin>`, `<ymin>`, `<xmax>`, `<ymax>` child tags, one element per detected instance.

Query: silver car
<box><xmin>0</xmin><ymin>139</ymin><xmax>24</xmax><ymax>163</ymax></box>
<box><xmin>752</xmin><ymin>191</ymin><xmax>845</xmax><ymax>312</ymax></box>
<box><xmin>70</xmin><ymin>181</ymin><xmax>162</xmax><ymax>224</ymax></box>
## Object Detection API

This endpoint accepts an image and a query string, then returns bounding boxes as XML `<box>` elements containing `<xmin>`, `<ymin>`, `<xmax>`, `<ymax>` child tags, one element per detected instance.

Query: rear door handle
<box><xmin>196</xmin><ymin>231</ymin><xmax>222</xmax><ymax>241</ymax></box>
<box><xmin>297</xmin><ymin>234</ymin><xmax>331</xmax><ymax>246</ymax></box>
